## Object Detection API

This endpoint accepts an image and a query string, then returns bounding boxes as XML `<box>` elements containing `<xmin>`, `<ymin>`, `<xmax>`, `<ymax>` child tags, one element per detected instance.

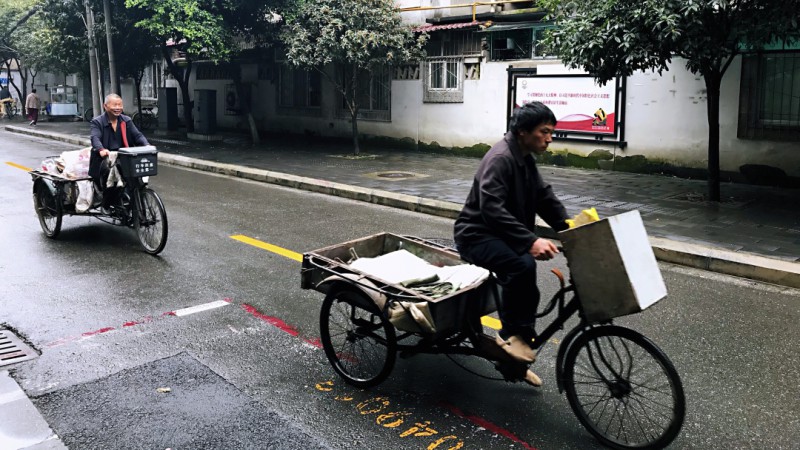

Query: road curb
<box><xmin>6</xmin><ymin>125</ymin><xmax>800</xmax><ymax>289</ymax></box>
<box><xmin>0</xmin><ymin>370</ymin><xmax>67</xmax><ymax>449</ymax></box>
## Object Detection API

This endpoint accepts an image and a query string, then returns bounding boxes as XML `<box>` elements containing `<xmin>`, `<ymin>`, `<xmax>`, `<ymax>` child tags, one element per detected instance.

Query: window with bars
<box><xmin>424</xmin><ymin>56</ymin><xmax>464</xmax><ymax>103</ymax></box>
<box><xmin>277</xmin><ymin>65</ymin><xmax>322</xmax><ymax>115</ymax></box>
<box><xmin>336</xmin><ymin>66</ymin><xmax>391</xmax><ymax>122</ymax></box>
<box><xmin>739</xmin><ymin>52</ymin><xmax>800</xmax><ymax>141</ymax></box>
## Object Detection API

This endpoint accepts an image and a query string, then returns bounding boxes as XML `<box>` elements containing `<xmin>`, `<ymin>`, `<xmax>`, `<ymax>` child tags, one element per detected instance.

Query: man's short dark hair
<box><xmin>31</xmin><ymin>88</ymin><xmax>36</xmax><ymax>93</ymax></box>
<box><xmin>509</xmin><ymin>101</ymin><xmax>557</xmax><ymax>135</ymax></box>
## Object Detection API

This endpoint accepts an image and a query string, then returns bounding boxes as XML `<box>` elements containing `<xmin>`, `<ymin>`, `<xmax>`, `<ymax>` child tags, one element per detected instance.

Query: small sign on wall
<box><xmin>515</xmin><ymin>75</ymin><xmax>619</xmax><ymax>136</ymax></box>
<box><xmin>224</xmin><ymin>83</ymin><xmax>241</xmax><ymax>116</ymax></box>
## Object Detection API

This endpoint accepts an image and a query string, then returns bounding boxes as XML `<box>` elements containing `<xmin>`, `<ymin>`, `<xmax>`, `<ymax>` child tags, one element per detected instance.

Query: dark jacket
<box><xmin>89</xmin><ymin>113</ymin><xmax>148</xmax><ymax>178</ymax></box>
<box><xmin>454</xmin><ymin>132</ymin><xmax>569</xmax><ymax>255</ymax></box>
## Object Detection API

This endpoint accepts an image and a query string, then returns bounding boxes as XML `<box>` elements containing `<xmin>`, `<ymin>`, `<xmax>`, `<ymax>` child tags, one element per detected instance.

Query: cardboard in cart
<box><xmin>558</xmin><ymin>210</ymin><xmax>667</xmax><ymax>323</ymax></box>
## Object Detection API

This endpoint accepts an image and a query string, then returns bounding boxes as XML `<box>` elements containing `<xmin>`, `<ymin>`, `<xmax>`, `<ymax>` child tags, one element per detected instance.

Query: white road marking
<box><xmin>173</xmin><ymin>300</ymin><xmax>230</xmax><ymax>317</ymax></box>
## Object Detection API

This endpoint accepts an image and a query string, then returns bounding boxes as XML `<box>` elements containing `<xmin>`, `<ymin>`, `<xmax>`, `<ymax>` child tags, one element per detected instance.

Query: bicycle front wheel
<box><xmin>563</xmin><ymin>325</ymin><xmax>685</xmax><ymax>449</ymax></box>
<box><xmin>134</xmin><ymin>188</ymin><xmax>168</xmax><ymax>255</ymax></box>
<box><xmin>320</xmin><ymin>289</ymin><xmax>397</xmax><ymax>388</ymax></box>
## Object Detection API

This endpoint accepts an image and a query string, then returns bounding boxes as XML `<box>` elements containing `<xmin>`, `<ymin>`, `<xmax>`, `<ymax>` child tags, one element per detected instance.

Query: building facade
<box><xmin>148</xmin><ymin>1</ymin><xmax>800</xmax><ymax>181</ymax></box>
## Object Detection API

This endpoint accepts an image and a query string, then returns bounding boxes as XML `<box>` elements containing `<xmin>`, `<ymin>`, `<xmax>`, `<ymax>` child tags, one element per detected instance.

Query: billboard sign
<box><xmin>514</xmin><ymin>75</ymin><xmax>618</xmax><ymax>136</ymax></box>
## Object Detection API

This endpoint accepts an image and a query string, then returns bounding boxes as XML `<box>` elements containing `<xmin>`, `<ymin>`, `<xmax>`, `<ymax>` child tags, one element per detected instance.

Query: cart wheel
<box><xmin>33</xmin><ymin>180</ymin><xmax>62</xmax><ymax>238</ymax></box>
<box><xmin>134</xmin><ymin>188</ymin><xmax>168</xmax><ymax>255</ymax></box>
<box><xmin>320</xmin><ymin>288</ymin><xmax>397</xmax><ymax>388</ymax></box>
<box><xmin>563</xmin><ymin>325</ymin><xmax>685</xmax><ymax>449</ymax></box>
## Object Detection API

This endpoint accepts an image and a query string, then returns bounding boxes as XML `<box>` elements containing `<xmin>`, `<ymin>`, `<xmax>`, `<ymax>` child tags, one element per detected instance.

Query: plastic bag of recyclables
<box><xmin>60</xmin><ymin>147</ymin><xmax>91</xmax><ymax>179</ymax></box>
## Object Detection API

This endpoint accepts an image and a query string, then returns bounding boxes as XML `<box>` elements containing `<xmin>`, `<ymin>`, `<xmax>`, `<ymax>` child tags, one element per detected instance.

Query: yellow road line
<box><xmin>230</xmin><ymin>234</ymin><xmax>504</xmax><ymax>329</ymax></box>
<box><xmin>230</xmin><ymin>234</ymin><xmax>303</xmax><ymax>262</ymax></box>
<box><xmin>5</xmin><ymin>162</ymin><xmax>32</xmax><ymax>171</ymax></box>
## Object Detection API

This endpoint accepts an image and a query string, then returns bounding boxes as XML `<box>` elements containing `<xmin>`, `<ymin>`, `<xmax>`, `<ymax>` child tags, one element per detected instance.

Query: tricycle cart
<box><xmin>30</xmin><ymin>147</ymin><xmax>168</xmax><ymax>255</ymax></box>
<box><xmin>302</xmin><ymin>228</ymin><xmax>685</xmax><ymax>449</ymax></box>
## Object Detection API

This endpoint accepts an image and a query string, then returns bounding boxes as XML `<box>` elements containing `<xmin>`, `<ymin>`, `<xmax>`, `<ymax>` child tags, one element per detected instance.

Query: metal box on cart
<box><xmin>558</xmin><ymin>210</ymin><xmax>667</xmax><ymax>323</ymax></box>
<box><xmin>118</xmin><ymin>146</ymin><xmax>158</xmax><ymax>178</ymax></box>
<box><xmin>301</xmin><ymin>233</ymin><xmax>496</xmax><ymax>337</ymax></box>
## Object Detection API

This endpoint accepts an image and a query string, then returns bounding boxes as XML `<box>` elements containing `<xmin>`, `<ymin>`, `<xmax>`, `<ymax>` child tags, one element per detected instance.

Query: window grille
<box><xmin>195</xmin><ymin>64</ymin><xmax>234</xmax><ymax>80</ymax></box>
<box><xmin>336</xmin><ymin>66</ymin><xmax>391</xmax><ymax>122</ymax></box>
<box><xmin>140</xmin><ymin>63</ymin><xmax>162</xmax><ymax>100</ymax></box>
<box><xmin>277</xmin><ymin>65</ymin><xmax>322</xmax><ymax>116</ymax></box>
<box><xmin>425</xmin><ymin>30</ymin><xmax>482</xmax><ymax>57</ymax></box>
<box><xmin>423</xmin><ymin>56</ymin><xmax>464</xmax><ymax>103</ymax></box>
<box><xmin>739</xmin><ymin>52</ymin><xmax>800</xmax><ymax>141</ymax></box>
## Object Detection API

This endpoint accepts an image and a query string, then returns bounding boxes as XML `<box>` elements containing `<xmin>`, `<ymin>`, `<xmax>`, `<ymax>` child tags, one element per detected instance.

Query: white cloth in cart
<box><xmin>348</xmin><ymin>249</ymin><xmax>489</xmax><ymax>292</ymax></box>
<box><xmin>74</xmin><ymin>180</ymin><xmax>94</xmax><ymax>213</ymax></box>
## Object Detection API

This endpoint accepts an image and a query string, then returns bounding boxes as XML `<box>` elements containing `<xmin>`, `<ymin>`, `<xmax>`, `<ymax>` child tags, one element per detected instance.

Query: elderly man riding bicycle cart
<box><xmin>29</xmin><ymin>145</ymin><xmax>168</xmax><ymax>255</ymax></box>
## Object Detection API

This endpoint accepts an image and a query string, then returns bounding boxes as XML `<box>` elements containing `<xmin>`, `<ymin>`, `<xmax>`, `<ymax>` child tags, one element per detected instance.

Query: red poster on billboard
<box><xmin>515</xmin><ymin>76</ymin><xmax>618</xmax><ymax>136</ymax></box>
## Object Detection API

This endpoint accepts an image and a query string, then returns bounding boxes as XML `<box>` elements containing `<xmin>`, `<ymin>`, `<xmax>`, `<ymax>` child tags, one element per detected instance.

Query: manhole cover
<box><xmin>376</xmin><ymin>171</ymin><xmax>416</xmax><ymax>179</ymax></box>
<box><xmin>0</xmin><ymin>329</ymin><xmax>38</xmax><ymax>367</ymax></box>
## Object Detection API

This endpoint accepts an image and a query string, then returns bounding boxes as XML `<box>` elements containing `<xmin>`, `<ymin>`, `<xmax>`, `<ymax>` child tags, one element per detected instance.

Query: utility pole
<box><xmin>83</xmin><ymin>0</ymin><xmax>101</xmax><ymax>116</ymax></box>
<box><xmin>103</xmin><ymin>0</ymin><xmax>119</xmax><ymax>94</ymax></box>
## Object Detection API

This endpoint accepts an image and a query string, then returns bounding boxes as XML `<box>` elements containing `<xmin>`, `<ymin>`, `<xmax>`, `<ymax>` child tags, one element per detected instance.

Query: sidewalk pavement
<box><xmin>5</xmin><ymin>120</ymin><xmax>800</xmax><ymax>288</ymax></box>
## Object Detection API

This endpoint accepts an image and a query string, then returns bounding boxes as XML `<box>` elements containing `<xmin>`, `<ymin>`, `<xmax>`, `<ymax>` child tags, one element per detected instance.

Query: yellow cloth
<box><xmin>566</xmin><ymin>207</ymin><xmax>600</xmax><ymax>229</ymax></box>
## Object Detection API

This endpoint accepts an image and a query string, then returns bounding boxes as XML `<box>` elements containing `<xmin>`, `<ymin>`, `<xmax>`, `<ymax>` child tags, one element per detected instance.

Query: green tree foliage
<box><xmin>1</xmin><ymin>0</ymin><xmax>41</xmax><ymax>101</ymax></box>
<box><xmin>125</xmin><ymin>0</ymin><xmax>234</xmax><ymax>131</ymax></box>
<box><xmin>282</xmin><ymin>0</ymin><xmax>426</xmax><ymax>154</ymax></box>
<box><xmin>543</xmin><ymin>0</ymin><xmax>800</xmax><ymax>200</ymax></box>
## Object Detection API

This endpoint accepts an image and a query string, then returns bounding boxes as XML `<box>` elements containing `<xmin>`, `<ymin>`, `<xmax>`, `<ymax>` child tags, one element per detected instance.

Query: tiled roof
<box><xmin>414</xmin><ymin>21</ymin><xmax>485</xmax><ymax>33</ymax></box>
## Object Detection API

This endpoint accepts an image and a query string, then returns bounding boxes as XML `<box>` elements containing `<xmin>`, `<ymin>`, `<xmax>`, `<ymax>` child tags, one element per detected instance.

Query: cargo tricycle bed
<box><xmin>301</xmin><ymin>228</ymin><xmax>686</xmax><ymax>449</ymax></box>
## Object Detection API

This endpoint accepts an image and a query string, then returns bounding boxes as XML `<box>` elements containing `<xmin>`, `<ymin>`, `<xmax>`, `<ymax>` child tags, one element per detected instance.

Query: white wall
<box><xmin>172</xmin><ymin>49</ymin><xmax>800</xmax><ymax>177</ymax></box>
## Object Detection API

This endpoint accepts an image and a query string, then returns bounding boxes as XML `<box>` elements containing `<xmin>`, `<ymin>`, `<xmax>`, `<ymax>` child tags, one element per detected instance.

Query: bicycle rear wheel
<box><xmin>134</xmin><ymin>187</ymin><xmax>168</xmax><ymax>255</ymax></box>
<box><xmin>33</xmin><ymin>180</ymin><xmax>62</xmax><ymax>238</ymax></box>
<box><xmin>5</xmin><ymin>102</ymin><xmax>17</xmax><ymax>119</ymax></box>
<box><xmin>320</xmin><ymin>289</ymin><xmax>397</xmax><ymax>388</ymax></box>
<box><xmin>563</xmin><ymin>325</ymin><xmax>685</xmax><ymax>449</ymax></box>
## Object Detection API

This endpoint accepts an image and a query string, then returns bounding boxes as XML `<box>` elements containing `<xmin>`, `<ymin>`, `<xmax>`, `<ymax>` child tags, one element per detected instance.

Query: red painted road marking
<box><xmin>440</xmin><ymin>402</ymin><xmax>538</xmax><ymax>450</ymax></box>
<box><xmin>240</xmin><ymin>303</ymin><xmax>321</xmax><ymax>348</ymax></box>
<box><xmin>44</xmin><ymin>299</ymin><xmax>231</xmax><ymax>348</ymax></box>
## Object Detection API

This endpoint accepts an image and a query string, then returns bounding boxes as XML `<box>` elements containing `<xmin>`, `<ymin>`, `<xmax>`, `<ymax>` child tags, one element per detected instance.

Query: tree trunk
<box><xmin>102</xmin><ymin>0</ymin><xmax>119</xmax><ymax>94</ymax></box>
<box><xmin>84</xmin><ymin>0</ymin><xmax>101</xmax><ymax>116</ymax></box>
<box><xmin>229</xmin><ymin>62</ymin><xmax>260</xmax><ymax>144</ymax></box>
<box><xmin>350</xmin><ymin>65</ymin><xmax>360</xmax><ymax>155</ymax></box>
<box><xmin>161</xmin><ymin>45</ymin><xmax>194</xmax><ymax>132</ymax></box>
<box><xmin>704</xmin><ymin>71</ymin><xmax>722</xmax><ymax>202</ymax></box>
<box><xmin>351</xmin><ymin>106</ymin><xmax>360</xmax><ymax>155</ymax></box>
<box><xmin>134</xmin><ymin>71</ymin><xmax>143</xmax><ymax>121</ymax></box>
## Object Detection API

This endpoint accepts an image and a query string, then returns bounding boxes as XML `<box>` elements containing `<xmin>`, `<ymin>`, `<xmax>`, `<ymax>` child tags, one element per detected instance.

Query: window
<box><xmin>739</xmin><ymin>52</ymin><xmax>800</xmax><ymax>141</ymax></box>
<box><xmin>484</xmin><ymin>23</ymin><xmax>556</xmax><ymax>61</ymax></box>
<box><xmin>337</xmin><ymin>66</ymin><xmax>391</xmax><ymax>122</ymax></box>
<box><xmin>277</xmin><ymin>65</ymin><xmax>322</xmax><ymax>115</ymax></box>
<box><xmin>423</xmin><ymin>56</ymin><xmax>464</xmax><ymax>103</ymax></box>
<box><xmin>141</xmin><ymin>63</ymin><xmax>162</xmax><ymax>100</ymax></box>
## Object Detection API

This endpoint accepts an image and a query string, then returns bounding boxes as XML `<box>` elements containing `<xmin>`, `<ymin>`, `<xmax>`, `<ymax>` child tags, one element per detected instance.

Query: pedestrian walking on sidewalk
<box><xmin>454</xmin><ymin>101</ymin><xmax>570</xmax><ymax>387</ymax></box>
<box><xmin>26</xmin><ymin>89</ymin><xmax>41</xmax><ymax>125</ymax></box>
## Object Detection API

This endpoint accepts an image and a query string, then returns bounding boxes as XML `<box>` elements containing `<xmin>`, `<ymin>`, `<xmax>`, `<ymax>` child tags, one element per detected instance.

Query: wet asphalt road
<box><xmin>1</xmin><ymin>129</ymin><xmax>799</xmax><ymax>449</ymax></box>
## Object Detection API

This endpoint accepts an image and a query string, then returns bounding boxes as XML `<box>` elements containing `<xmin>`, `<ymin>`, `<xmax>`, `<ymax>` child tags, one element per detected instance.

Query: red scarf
<box><xmin>119</xmin><ymin>120</ymin><xmax>130</xmax><ymax>148</ymax></box>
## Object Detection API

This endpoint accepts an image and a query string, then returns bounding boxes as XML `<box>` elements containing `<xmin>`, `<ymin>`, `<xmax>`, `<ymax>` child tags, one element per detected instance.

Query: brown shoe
<box><xmin>523</xmin><ymin>369</ymin><xmax>543</xmax><ymax>387</ymax></box>
<box><xmin>495</xmin><ymin>334</ymin><xmax>536</xmax><ymax>363</ymax></box>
